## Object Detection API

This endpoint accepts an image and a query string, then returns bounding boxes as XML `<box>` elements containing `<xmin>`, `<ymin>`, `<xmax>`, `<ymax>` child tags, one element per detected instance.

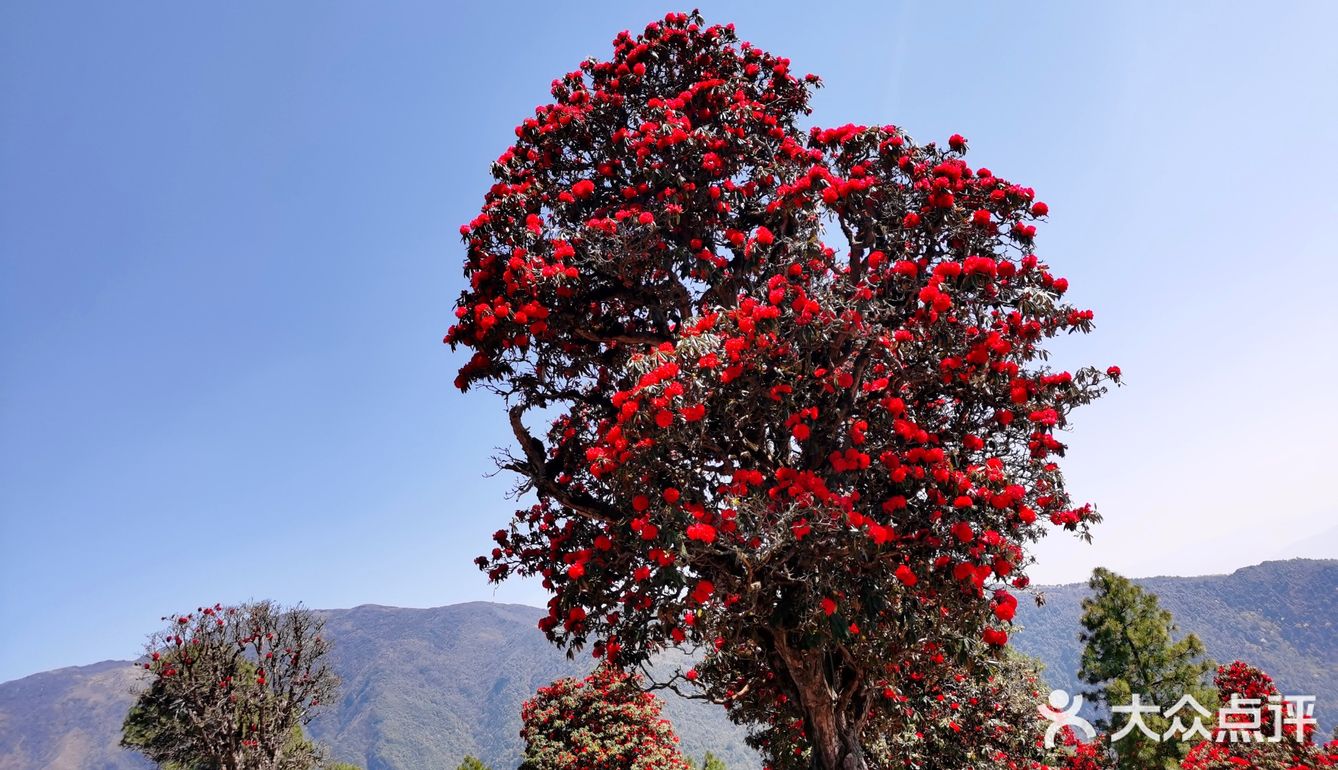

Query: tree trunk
<box><xmin>776</xmin><ymin>637</ymin><xmax>868</xmax><ymax>770</ymax></box>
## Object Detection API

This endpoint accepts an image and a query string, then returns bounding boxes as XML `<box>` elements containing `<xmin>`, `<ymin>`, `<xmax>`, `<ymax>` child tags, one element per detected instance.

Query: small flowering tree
<box><xmin>121</xmin><ymin>601</ymin><xmax>338</xmax><ymax>770</ymax></box>
<box><xmin>519</xmin><ymin>667</ymin><xmax>692</xmax><ymax>770</ymax></box>
<box><xmin>448</xmin><ymin>12</ymin><xmax>1115</xmax><ymax>769</ymax></box>
<box><xmin>1180</xmin><ymin>661</ymin><xmax>1338</xmax><ymax>770</ymax></box>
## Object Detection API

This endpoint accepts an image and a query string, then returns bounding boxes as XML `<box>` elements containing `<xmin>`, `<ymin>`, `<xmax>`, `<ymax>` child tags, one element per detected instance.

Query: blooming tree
<box><xmin>1180</xmin><ymin>661</ymin><xmax>1338</xmax><ymax>770</ymax></box>
<box><xmin>519</xmin><ymin>666</ymin><xmax>692</xmax><ymax>770</ymax></box>
<box><xmin>121</xmin><ymin>601</ymin><xmax>338</xmax><ymax>770</ymax></box>
<box><xmin>447</xmin><ymin>12</ymin><xmax>1114</xmax><ymax>769</ymax></box>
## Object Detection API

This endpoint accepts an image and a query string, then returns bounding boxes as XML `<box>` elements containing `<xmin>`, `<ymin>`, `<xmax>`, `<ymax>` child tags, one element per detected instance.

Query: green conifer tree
<box><xmin>1078</xmin><ymin>568</ymin><xmax>1217</xmax><ymax>769</ymax></box>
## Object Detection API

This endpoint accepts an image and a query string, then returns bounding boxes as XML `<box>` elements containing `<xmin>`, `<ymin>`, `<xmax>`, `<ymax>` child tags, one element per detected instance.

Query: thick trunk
<box><xmin>776</xmin><ymin>637</ymin><xmax>868</xmax><ymax>770</ymax></box>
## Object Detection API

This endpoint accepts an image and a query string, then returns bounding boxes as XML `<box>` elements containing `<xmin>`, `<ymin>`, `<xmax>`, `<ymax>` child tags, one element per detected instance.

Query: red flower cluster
<box><xmin>1180</xmin><ymin>661</ymin><xmax>1338</xmax><ymax>770</ymax></box>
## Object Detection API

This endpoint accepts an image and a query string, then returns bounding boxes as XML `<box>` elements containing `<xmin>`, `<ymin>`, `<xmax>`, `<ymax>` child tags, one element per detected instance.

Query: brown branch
<box><xmin>507</xmin><ymin>405</ymin><xmax>616</xmax><ymax>523</ymax></box>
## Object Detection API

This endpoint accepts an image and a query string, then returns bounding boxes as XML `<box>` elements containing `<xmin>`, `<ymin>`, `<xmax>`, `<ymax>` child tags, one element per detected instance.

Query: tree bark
<box><xmin>775</xmin><ymin>637</ymin><xmax>869</xmax><ymax>770</ymax></box>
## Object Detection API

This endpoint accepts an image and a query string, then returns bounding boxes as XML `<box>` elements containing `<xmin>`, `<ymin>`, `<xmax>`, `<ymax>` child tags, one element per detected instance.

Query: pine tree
<box><xmin>1078</xmin><ymin>568</ymin><xmax>1216</xmax><ymax>769</ymax></box>
<box><xmin>456</xmin><ymin>757</ymin><xmax>493</xmax><ymax>770</ymax></box>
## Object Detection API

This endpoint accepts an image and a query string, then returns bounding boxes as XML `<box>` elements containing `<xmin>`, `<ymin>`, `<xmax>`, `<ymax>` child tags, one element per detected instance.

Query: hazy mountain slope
<box><xmin>1</xmin><ymin>559</ymin><xmax>1332</xmax><ymax>770</ymax></box>
<box><xmin>0</xmin><ymin>604</ymin><xmax>756</xmax><ymax>770</ymax></box>
<box><xmin>0</xmin><ymin>660</ymin><xmax>147</xmax><ymax>770</ymax></box>
<box><xmin>1011</xmin><ymin>558</ymin><xmax>1337</xmax><ymax>728</ymax></box>
<box><xmin>308</xmin><ymin>602</ymin><xmax>755</xmax><ymax>770</ymax></box>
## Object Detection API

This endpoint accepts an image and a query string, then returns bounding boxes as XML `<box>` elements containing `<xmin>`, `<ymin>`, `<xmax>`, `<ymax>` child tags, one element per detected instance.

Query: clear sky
<box><xmin>2</xmin><ymin>1</ymin><xmax>1335</xmax><ymax>684</ymax></box>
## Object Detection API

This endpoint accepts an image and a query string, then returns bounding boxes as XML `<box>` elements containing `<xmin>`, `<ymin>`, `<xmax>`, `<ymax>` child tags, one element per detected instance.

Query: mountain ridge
<box><xmin>2</xmin><ymin>559</ymin><xmax>1333</xmax><ymax>770</ymax></box>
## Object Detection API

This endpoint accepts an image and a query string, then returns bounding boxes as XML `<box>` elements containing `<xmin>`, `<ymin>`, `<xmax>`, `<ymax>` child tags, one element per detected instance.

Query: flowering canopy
<box><xmin>447</xmin><ymin>12</ymin><xmax>1114</xmax><ymax>768</ymax></box>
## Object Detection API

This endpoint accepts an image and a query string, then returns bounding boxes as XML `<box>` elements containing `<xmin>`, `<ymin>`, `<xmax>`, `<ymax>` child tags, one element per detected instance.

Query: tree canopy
<box><xmin>121</xmin><ymin>601</ymin><xmax>338</xmax><ymax>770</ymax></box>
<box><xmin>448</xmin><ymin>11</ymin><xmax>1114</xmax><ymax>768</ymax></box>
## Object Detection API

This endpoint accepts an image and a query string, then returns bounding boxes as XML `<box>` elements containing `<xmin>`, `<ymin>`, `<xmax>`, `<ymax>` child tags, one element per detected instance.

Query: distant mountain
<box><xmin>308</xmin><ymin>602</ymin><xmax>754</xmax><ymax>770</ymax></box>
<box><xmin>0</xmin><ymin>602</ymin><xmax>754</xmax><ymax>770</ymax></box>
<box><xmin>1</xmin><ymin>559</ymin><xmax>1333</xmax><ymax>770</ymax></box>
<box><xmin>0</xmin><ymin>659</ymin><xmax>146</xmax><ymax>770</ymax></box>
<box><xmin>1010</xmin><ymin>558</ymin><xmax>1338</xmax><ymax>732</ymax></box>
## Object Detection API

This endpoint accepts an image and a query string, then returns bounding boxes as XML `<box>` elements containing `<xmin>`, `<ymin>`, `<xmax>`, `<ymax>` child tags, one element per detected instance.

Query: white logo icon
<box><xmin>1039</xmin><ymin>689</ymin><xmax>1096</xmax><ymax>748</ymax></box>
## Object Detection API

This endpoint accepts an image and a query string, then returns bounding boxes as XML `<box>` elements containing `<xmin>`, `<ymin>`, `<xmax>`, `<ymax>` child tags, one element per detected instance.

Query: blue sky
<box><xmin>2</xmin><ymin>1</ymin><xmax>1335</xmax><ymax>683</ymax></box>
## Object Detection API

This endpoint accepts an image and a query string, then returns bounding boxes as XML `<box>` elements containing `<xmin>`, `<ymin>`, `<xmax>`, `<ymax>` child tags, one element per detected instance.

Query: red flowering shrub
<box><xmin>448</xmin><ymin>12</ymin><xmax>1114</xmax><ymax>769</ymax></box>
<box><xmin>1056</xmin><ymin>739</ymin><xmax>1112</xmax><ymax>770</ymax></box>
<box><xmin>519</xmin><ymin>667</ymin><xmax>691</xmax><ymax>770</ymax></box>
<box><xmin>1179</xmin><ymin>661</ymin><xmax>1338</xmax><ymax>770</ymax></box>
